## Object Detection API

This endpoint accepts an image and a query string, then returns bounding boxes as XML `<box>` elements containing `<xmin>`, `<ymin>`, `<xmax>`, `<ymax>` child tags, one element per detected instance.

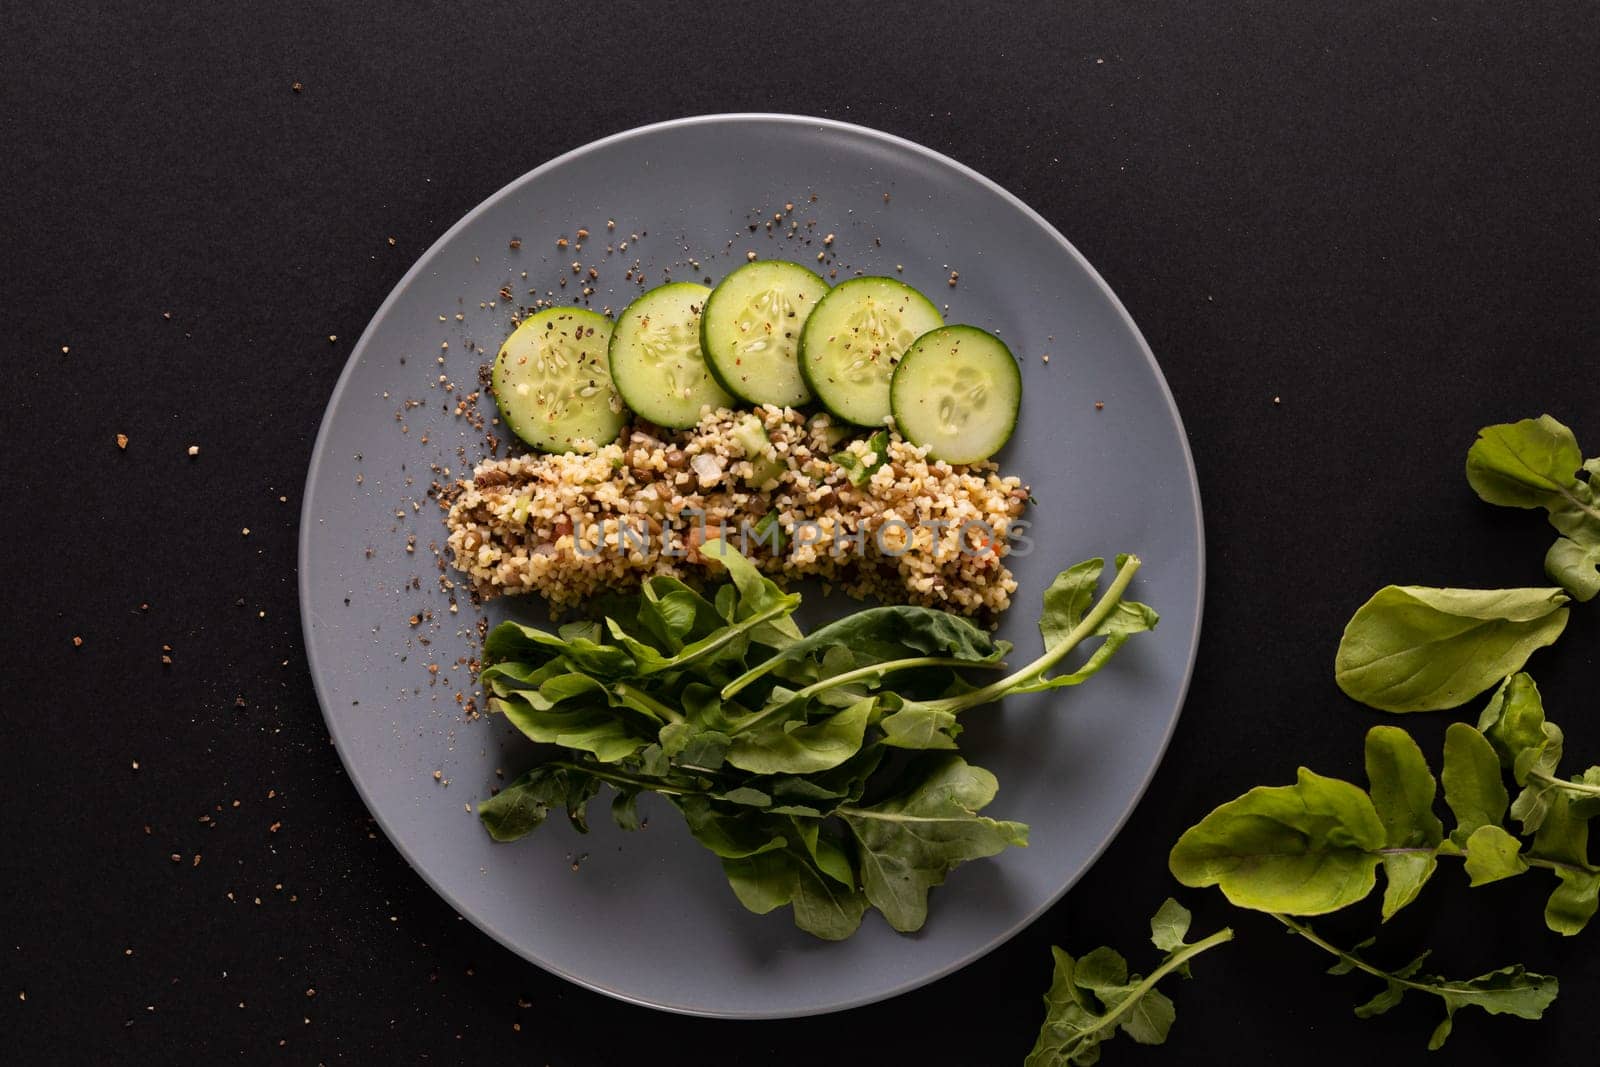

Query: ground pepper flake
<box><xmin>116</xmin><ymin>433</ymin><xmax>129</xmax><ymax>450</ymax></box>
<box><xmin>72</xmin><ymin>636</ymin><xmax>83</xmax><ymax>647</ymax></box>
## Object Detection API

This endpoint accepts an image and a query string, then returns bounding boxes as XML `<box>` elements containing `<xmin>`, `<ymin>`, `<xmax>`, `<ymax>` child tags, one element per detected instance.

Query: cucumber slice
<box><xmin>608</xmin><ymin>283</ymin><xmax>735</xmax><ymax>429</ymax></box>
<box><xmin>700</xmin><ymin>260</ymin><xmax>827</xmax><ymax>407</ymax></box>
<box><xmin>798</xmin><ymin>277</ymin><xmax>944</xmax><ymax>426</ymax></box>
<box><xmin>492</xmin><ymin>307</ymin><xmax>626</xmax><ymax>453</ymax></box>
<box><xmin>890</xmin><ymin>325</ymin><xmax>1021</xmax><ymax>464</ymax></box>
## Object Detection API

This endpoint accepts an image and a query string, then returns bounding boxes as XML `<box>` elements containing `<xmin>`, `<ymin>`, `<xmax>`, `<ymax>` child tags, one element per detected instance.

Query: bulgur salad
<box><xmin>444</xmin><ymin>406</ymin><xmax>1029</xmax><ymax>617</ymax></box>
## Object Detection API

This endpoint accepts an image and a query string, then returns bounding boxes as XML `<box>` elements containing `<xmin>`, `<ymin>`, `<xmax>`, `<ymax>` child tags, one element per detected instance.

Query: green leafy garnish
<box><xmin>1171</xmin><ymin>689</ymin><xmax>1599</xmax><ymax>937</ymax></box>
<box><xmin>1333</xmin><ymin>585</ymin><xmax>1569</xmax><ymax>712</ymax></box>
<box><xmin>1026</xmin><ymin>899</ymin><xmax>1232</xmax><ymax>1066</ymax></box>
<box><xmin>477</xmin><ymin>541</ymin><xmax>1155</xmax><ymax>939</ymax></box>
<box><xmin>1466</xmin><ymin>414</ymin><xmax>1600</xmax><ymax>600</ymax></box>
<box><xmin>1027</xmin><ymin>412</ymin><xmax>1595</xmax><ymax>1059</ymax></box>
<box><xmin>1274</xmin><ymin>916</ymin><xmax>1558</xmax><ymax>1050</ymax></box>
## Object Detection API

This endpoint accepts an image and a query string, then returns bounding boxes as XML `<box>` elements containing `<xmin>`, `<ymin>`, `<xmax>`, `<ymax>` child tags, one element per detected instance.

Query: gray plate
<box><xmin>298</xmin><ymin>114</ymin><xmax>1203</xmax><ymax>1018</ymax></box>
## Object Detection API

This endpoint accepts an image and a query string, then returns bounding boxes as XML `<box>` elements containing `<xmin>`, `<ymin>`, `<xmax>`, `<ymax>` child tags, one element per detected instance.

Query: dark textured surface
<box><xmin>4</xmin><ymin>1</ymin><xmax>1596</xmax><ymax>1063</ymax></box>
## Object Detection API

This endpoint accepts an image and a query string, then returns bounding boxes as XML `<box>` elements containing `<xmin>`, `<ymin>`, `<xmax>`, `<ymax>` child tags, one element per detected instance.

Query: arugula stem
<box><xmin>1272</xmin><ymin>915</ymin><xmax>1501</xmax><ymax>997</ymax></box>
<box><xmin>548</xmin><ymin>760</ymin><xmax>704</xmax><ymax>797</ymax></box>
<box><xmin>1377</xmin><ymin>844</ymin><xmax>1600</xmax><ymax>877</ymax></box>
<box><xmin>1081</xmin><ymin>926</ymin><xmax>1234</xmax><ymax>1035</ymax></box>
<box><xmin>1524</xmin><ymin>855</ymin><xmax>1600</xmax><ymax>877</ymax></box>
<box><xmin>1274</xmin><ymin>915</ymin><xmax>1427</xmax><ymax>988</ymax></box>
<box><xmin>792</xmin><ymin>656</ymin><xmax>1007</xmax><ymax>700</ymax></box>
<box><xmin>1528</xmin><ymin>769</ymin><xmax>1600</xmax><ymax>797</ymax></box>
<box><xmin>1557</xmin><ymin>483</ymin><xmax>1600</xmax><ymax>524</ymax></box>
<box><xmin>925</xmin><ymin>554</ymin><xmax>1143</xmax><ymax>715</ymax></box>
<box><xmin>613</xmin><ymin>682</ymin><xmax>684</xmax><ymax>725</ymax></box>
<box><xmin>673</xmin><ymin>601</ymin><xmax>793</xmax><ymax>674</ymax></box>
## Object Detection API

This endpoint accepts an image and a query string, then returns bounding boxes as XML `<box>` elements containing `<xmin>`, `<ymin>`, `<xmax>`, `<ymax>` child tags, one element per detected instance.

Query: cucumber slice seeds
<box><xmin>701</xmin><ymin>260</ymin><xmax>828</xmax><ymax>407</ymax></box>
<box><xmin>798</xmin><ymin>276</ymin><xmax>944</xmax><ymax>427</ymax></box>
<box><xmin>608</xmin><ymin>282</ymin><xmax>735</xmax><ymax>429</ymax></box>
<box><xmin>890</xmin><ymin>325</ymin><xmax>1021</xmax><ymax>464</ymax></box>
<box><xmin>492</xmin><ymin>307</ymin><xmax>625</xmax><ymax>453</ymax></box>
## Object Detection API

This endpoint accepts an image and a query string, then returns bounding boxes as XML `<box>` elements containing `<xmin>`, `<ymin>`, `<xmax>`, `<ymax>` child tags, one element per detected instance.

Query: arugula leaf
<box><xmin>1477</xmin><ymin>672</ymin><xmax>1572</xmax><ymax>833</ymax></box>
<box><xmin>839</xmin><ymin>755</ymin><xmax>1028</xmax><ymax>932</ymax></box>
<box><xmin>1333</xmin><ymin>585</ymin><xmax>1569</xmax><ymax>712</ymax></box>
<box><xmin>700</xmin><ymin>537</ymin><xmax>803</xmax><ymax>645</ymax></box>
<box><xmin>1168</xmin><ymin>767</ymin><xmax>1386</xmax><ymax>914</ymax></box>
<box><xmin>477</xmin><ymin>764</ymin><xmax>601</xmax><ymax>841</ymax></box>
<box><xmin>475</xmin><ymin>551</ymin><xmax>1149</xmax><ymax>942</ymax></box>
<box><xmin>672</xmin><ymin>796</ymin><xmax>787</xmax><ymax>859</ymax></box>
<box><xmin>483</xmin><ymin>619</ymin><xmax>636</xmax><ymax>678</ymax></box>
<box><xmin>915</xmin><ymin>555</ymin><xmax>1154</xmax><ymax>716</ymax></box>
<box><xmin>720</xmin><ymin>844</ymin><xmax>869</xmax><ymax>940</ymax></box>
<box><xmin>1006</xmin><ymin>598</ymin><xmax>1158</xmax><ymax>695</ymax></box>
<box><xmin>1531</xmin><ymin>792</ymin><xmax>1599</xmax><ymax>935</ymax></box>
<box><xmin>494</xmin><ymin>689</ymin><xmax>649</xmax><ymax>764</ymax></box>
<box><xmin>1037</xmin><ymin>558</ymin><xmax>1106</xmax><ymax>649</ymax></box>
<box><xmin>1026</xmin><ymin>899</ymin><xmax>1233</xmax><ymax>1067</ymax></box>
<box><xmin>1477</xmin><ymin>672</ymin><xmax>1554</xmax><ymax>768</ymax></box>
<box><xmin>725</xmin><ymin>697</ymin><xmax>875</xmax><ymax>775</ymax></box>
<box><xmin>877</xmin><ymin>703</ymin><xmax>961</xmax><ymax>750</ymax></box>
<box><xmin>1363</xmin><ymin>726</ymin><xmax>1442</xmax><ymax>919</ymax></box>
<box><xmin>1545</xmin><ymin>537</ymin><xmax>1600</xmax><ymax>602</ymax></box>
<box><xmin>1441</xmin><ymin>721</ymin><xmax>1509</xmax><ymax>846</ymax></box>
<box><xmin>1466</xmin><ymin>414</ymin><xmax>1600</xmax><ymax>601</ymax></box>
<box><xmin>610</xmin><ymin>789</ymin><xmax>642</xmax><ymax>832</ymax></box>
<box><xmin>1275</xmin><ymin>915</ymin><xmax>1557</xmax><ymax>1050</ymax></box>
<box><xmin>479</xmin><ymin>657</ymin><xmax>567</xmax><ymax>697</ymax></box>
<box><xmin>720</xmin><ymin>603</ymin><xmax>1005</xmax><ymax>700</ymax></box>
<box><xmin>1462</xmin><ymin>825</ymin><xmax>1527</xmax><ymax>886</ymax></box>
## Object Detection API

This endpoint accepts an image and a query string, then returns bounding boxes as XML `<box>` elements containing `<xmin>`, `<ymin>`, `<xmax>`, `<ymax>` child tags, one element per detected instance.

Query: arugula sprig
<box><xmin>476</xmin><ymin>541</ymin><xmax>1156</xmax><ymax>939</ymax></box>
<box><xmin>1466</xmin><ymin>414</ymin><xmax>1600</xmax><ymax>601</ymax></box>
<box><xmin>1274</xmin><ymin>917</ymin><xmax>1558</xmax><ymax>1051</ymax></box>
<box><xmin>1333</xmin><ymin>415</ymin><xmax>1596</xmax><ymax>714</ymax></box>
<box><xmin>1079</xmin><ymin>413</ymin><xmax>1597</xmax><ymax>1058</ymax></box>
<box><xmin>1026</xmin><ymin>899</ymin><xmax>1232</xmax><ymax>1067</ymax></box>
<box><xmin>1169</xmin><ymin>683</ymin><xmax>1599</xmax><ymax>936</ymax></box>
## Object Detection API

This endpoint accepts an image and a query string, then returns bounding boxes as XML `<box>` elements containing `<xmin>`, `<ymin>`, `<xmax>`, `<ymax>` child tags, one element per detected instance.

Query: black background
<box><xmin>5</xmin><ymin>2</ymin><xmax>1597</xmax><ymax>1063</ymax></box>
